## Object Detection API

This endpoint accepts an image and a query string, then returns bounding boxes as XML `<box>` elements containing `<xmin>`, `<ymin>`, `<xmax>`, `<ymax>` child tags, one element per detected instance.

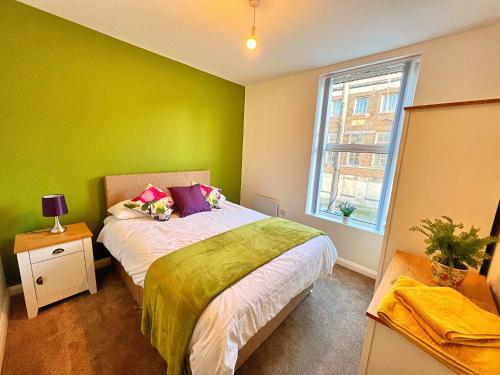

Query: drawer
<box><xmin>29</xmin><ymin>239</ymin><xmax>83</xmax><ymax>263</ymax></box>
<box><xmin>31</xmin><ymin>251</ymin><xmax>88</xmax><ymax>307</ymax></box>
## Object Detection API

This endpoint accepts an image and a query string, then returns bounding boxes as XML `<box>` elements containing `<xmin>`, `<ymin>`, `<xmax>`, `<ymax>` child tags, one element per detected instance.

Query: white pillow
<box><xmin>107</xmin><ymin>200</ymin><xmax>145</xmax><ymax>220</ymax></box>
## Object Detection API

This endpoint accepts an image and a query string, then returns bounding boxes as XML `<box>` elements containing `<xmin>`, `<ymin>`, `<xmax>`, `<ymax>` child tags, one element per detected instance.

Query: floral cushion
<box><xmin>194</xmin><ymin>182</ymin><xmax>226</xmax><ymax>208</ymax></box>
<box><xmin>124</xmin><ymin>184</ymin><xmax>174</xmax><ymax>221</ymax></box>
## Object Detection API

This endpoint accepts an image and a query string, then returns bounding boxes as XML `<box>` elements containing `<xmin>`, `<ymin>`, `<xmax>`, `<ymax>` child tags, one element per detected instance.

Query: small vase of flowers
<box><xmin>409</xmin><ymin>216</ymin><xmax>497</xmax><ymax>288</ymax></box>
<box><xmin>339</xmin><ymin>202</ymin><xmax>356</xmax><ymax>224</ymax></box>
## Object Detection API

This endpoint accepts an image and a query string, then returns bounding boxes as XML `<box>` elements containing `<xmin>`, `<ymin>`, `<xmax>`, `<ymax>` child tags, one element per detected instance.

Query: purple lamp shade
<box><xmin>42</xmin><ymin>194</ymin><xmax>68</xmax><ymax>217</ymax></box>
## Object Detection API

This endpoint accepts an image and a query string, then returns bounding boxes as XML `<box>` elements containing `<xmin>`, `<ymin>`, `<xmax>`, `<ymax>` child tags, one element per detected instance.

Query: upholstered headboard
<box><xmin>103</xmin><ymin>170</ymin><xmax>210</xmax><ymax>208</ymax></box>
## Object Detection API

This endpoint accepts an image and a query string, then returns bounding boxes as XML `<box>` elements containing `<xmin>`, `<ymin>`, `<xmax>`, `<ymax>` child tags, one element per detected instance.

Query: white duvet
<box><xmin>97</xmin><ymin>201</ymin><xmax>337</xmax><ymax>374</ymax></box>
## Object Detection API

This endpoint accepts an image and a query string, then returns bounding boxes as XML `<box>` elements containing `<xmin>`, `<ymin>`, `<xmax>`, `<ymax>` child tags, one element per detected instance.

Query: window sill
<box><xmin>306</xmin><ymin>211</ymin><xmax>385</xmax><ymax>235</ymax></box>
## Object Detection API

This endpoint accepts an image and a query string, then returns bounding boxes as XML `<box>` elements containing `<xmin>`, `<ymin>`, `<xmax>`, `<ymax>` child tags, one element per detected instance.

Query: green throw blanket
<box><xmin>141</xmin><ymin>217</ymin><xmax>324</xmax><ymax>375</ymax></box>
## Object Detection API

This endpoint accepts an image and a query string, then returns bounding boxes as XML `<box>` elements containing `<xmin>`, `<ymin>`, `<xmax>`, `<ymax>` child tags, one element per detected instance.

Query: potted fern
<box><xmin>338</xmin><ymin>202</ymin><xmax>356</xmax><ymax>224</ymax></box>
<box><xmin>409</xmin><ymin>216</ymin><xmax>497</xmax><ymax>288</ymax></box>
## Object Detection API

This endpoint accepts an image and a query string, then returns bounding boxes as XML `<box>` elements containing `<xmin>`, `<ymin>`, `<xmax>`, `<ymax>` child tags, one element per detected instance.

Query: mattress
<box><xmin>97</xmin><ymin>201</ymin><xmax>337</xmax><ymax>374</ymax></box>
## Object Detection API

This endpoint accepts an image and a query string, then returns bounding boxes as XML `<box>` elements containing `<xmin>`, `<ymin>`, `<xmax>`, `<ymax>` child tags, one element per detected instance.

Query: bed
<box><xmin>97</xmin><ymin>170</ymin><xmax>337</xmax><ymax>374</ymax></box>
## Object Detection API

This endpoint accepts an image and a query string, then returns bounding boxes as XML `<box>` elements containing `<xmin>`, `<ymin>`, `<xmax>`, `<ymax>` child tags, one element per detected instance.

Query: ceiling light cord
<box><xmin>246</xmin><ymin>0</ymin><xmax>259</xmax><ymax>50</ymax></box>
<box><xmin>253</xmin><ymin>6</ymin><xmax>256</xmax><ymax>32</ymax></box>
<box><xmin>250</xmin><ymin>6</ymin><xmax>256</xmax><ymax>36</ymax></box>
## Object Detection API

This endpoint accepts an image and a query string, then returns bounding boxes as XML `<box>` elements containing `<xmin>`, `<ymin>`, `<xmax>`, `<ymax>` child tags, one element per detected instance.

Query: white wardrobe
<box><xmin>360</xmin><ymin>99</ymin><xmax>500</xmax><ymax>374</ymax></box>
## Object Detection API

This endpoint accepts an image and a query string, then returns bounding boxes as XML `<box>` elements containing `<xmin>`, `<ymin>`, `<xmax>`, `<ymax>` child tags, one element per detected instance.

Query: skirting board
<box><xmin>94</xmin><ymin>257</ymin><xmax>112</xmax><ymax>269</ymax></box>
<box><xmin>335</xmin><ymin>257</ymin><xmax>377</xmax><ymax>279</ymax></box>
<box><xmin>8</xmin><ymin>256</ymin><xmax>112</xmax><ymax>296</ymax></box>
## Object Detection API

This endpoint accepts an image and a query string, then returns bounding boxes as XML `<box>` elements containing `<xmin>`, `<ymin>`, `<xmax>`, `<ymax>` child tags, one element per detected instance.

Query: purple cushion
<box><xmin>168</xmin><ymin>184</ymin><xmax>211</xmax><ymax>218</ymax></box>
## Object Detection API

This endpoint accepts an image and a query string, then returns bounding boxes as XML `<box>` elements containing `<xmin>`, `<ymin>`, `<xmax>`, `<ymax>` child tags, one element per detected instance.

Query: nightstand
<box><xmin>14</xmin><ymin>222</ymin><xmax>97</xmax><ymax>319</ymax></box>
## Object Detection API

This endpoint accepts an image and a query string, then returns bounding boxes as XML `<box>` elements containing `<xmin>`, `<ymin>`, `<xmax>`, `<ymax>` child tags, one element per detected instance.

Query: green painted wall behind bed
<box><xmin>0</xmin><ymin>0</ymin><xmax>245</xmax><ymax>285</ymax></box>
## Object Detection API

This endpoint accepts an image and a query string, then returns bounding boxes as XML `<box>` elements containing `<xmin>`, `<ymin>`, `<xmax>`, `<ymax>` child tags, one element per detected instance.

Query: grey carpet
<box><xmin>237</xmin><ymin>265</ymin><xmax>374</xmax><ymax>375</ymax></box>
<box><xmin>3</xmin><ymin>264</ymin><xmax>374</xmax><ymax>375</ymax></box>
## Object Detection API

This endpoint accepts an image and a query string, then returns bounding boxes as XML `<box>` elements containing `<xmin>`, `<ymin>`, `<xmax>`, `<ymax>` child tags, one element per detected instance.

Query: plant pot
<box><xmin>342</xmin><ymin>216</ymin><xmax>350</xmax><ymax>224</ymax></box>
<box><xmin>430</xmin><ymin>260</ymin><xmax>468</xmax><ymax>288</ymax></box>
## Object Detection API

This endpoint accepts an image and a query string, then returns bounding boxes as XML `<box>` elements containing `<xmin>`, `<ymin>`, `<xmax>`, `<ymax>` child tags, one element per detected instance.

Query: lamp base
<box><xmin>50</xmin><ymin>216</ymin><xmax>66</xmax><ymax>234</ymax></box>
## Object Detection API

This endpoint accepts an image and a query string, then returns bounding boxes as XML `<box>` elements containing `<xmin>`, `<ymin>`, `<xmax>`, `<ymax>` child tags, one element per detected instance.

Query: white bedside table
<box><xmin>14</xmin><ymin>222</ymin><xmax>97</xmax><ymax>319</ymax></box>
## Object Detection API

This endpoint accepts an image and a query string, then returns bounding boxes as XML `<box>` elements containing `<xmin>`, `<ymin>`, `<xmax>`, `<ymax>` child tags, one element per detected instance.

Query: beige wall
<box><xmin>381</xmin><ymin>103</ymin><xmax>500</xmax><ymax>272</ymax></box>
<box><xmin>241</xmin><ymin>22</ymin><xmax>500</xmax><ymax>273</ymax></box>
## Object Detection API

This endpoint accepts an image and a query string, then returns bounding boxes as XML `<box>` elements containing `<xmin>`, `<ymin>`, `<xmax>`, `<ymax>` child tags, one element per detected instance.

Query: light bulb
<box><xmin>246</xmin><ymin>35</ymin><xmax>257</xmax><ymax>50</ymax></box>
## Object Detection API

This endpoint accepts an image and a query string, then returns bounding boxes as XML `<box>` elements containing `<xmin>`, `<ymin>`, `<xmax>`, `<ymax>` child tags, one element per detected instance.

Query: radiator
<box><xmin>252</xmin><ymin>195</ymin><xmax>279</xmax><ymax>216</ymax></box>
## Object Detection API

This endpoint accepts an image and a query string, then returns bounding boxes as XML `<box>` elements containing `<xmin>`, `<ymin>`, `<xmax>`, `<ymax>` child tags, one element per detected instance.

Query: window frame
<box><xmin>375</xmin><ymin>132</ymin><xmax>391</xmax><ymax>145</ymax></box>
<box><xmin>371</xmin><ymin>153</ymin><xmax>388</xmax><ymax>168</ymax></box>
<box><xmin>379</xmin><ymin>93</ymin><xmax>398</xmax><ymax>113</ymax></box>
<box><xmin>344</xmin><ymin>152</ymin><xmax>361</xmax><ymax>167</ymax></box>
<box><xmin>327</xmin><ymin>133</ymin><xmax>337</xmax><ymax>144</ymax></box>
<box><xmin>325</xmin><ymin>151</ymin><xmax>335</xmax><ymax>164</ymax></box>
<box><xmin>332</xmin><ymin>100</ymin><xmax>342</xmax><ymax>117</ymax></box>
<box><xmin>353</xmin><ymin>96</ymin><xmax>369</xmax><ymax>114</ymax></box>
<box><xmin>307</xmin><ymin>56</ymin><xmax>421</xmax><ymax>233</ymax></box>
<box><xmin>347</xmin><ymin>132</ymin><xmax>366</xmax><ymax>144</ymax></box>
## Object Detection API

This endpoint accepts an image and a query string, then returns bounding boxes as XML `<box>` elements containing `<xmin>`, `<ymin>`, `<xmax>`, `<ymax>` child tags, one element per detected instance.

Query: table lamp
<box><xmin>42</xmin><ymin>194</ymin><xmax>68</xmax><ymax>234</ymax></box>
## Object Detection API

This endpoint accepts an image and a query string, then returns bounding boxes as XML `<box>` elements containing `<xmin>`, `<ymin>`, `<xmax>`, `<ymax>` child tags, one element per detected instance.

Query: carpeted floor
<box><xmin>3</xmin><ymin>265</ymin><xmax>374</xmax><ymax>375</ymax></box>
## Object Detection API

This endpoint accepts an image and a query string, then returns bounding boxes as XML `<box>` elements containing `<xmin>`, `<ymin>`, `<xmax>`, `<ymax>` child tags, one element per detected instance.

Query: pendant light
<box><xmin>246</xmin><ymin>0</ymin><xmax>260</xmax><ymax>50</ymax></box>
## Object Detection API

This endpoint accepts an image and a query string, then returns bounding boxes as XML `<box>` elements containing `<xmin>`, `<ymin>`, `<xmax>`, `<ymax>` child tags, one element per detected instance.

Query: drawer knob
<box><xmin>36</xmin><ymin>276</ymin><xmax>43</xmax><ymax>285</ymax></box>
<box><xmin>52</xmin><ymin>248</ymin><xmax>65</xmax><ymax>255</ymax></box>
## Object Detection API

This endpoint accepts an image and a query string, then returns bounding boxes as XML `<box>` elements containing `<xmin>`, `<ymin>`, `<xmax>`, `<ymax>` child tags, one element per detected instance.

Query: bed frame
<box><xmin>103</xmin><ymin>170</ymin><xmax>313</xmax><ymax>369</ymax></box>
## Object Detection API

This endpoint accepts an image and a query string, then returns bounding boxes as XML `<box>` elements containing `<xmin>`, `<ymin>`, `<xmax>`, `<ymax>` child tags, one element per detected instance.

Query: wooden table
<box><xmin>367</xmin><ymin>250</ymin><xmax>499</xmax><ymax>325</ymax></box>
<box><xmin>14</xmin><ymin>222</ymin><xmax>92</xmax><ymax>253</ymax></box>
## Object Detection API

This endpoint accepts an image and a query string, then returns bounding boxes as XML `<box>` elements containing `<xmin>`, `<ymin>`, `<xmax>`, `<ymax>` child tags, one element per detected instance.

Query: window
<box><xmin>327</xmin><ymin>133</ymin><xmax>337</xmax><ymax>144</ymax></box>
<box><xmin>375</xmin><ymin>133</ymin><xmax>391</xmax><ymax>145</ymax></box>
<box><xmin>307</xmin><ymin>56</ymin><xmax>420</xmax><ymax>231</ymax></box>
<box><xmin>353</xmin><ymin>97</ymin><xmax>368</xmax><ymax>114</ymax></box>
<box><xmin>332</xmin><ymin>100</ymin><xmax>342</xmax><ymax>117</ymax></box>
<box><xmin>325</xmin><ymin>151</ymin><xmax>334</xmax><ymax>163</ymax></box>
<box><xmin>348</xmin><ymin>132</ymin><xmax>364</xmax><ymax>144</ymax></box>
<box><xmin>380</xmin><ymin>93</ymin><xmax>398</xmax><ymax>113</ymax></box>
<box><xmin>372</xmin><ymin>153</ymin><xmax>387</xmax><ymax>168</ymax></box>
<box><xmin>345</xmin><ymin>152</ymin><xmax>361</xmax><ymax>166</ymax></box>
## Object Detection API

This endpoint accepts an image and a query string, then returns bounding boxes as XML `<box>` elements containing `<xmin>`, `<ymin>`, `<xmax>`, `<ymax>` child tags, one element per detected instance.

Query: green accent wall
<box><xmin>0</xmin><ymin>0</ymin><xmax>245</xmax><ymax>285</ymax></box>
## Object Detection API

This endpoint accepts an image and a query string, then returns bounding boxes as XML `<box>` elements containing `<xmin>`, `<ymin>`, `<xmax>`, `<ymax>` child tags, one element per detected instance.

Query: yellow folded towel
<box><xmin>395</xmin><ymin>284</ymin><xmax>500</xmax><ymax>347</ymax></box>
<box><xmin>377</xmin><ymin>276</ymin><xmax>500</xmax><ymax>375</ymax></box>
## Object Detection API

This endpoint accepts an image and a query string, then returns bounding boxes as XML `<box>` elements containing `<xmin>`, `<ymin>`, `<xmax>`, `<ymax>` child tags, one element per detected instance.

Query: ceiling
<box><xmin>18</xmin><ymin>0</ymin><xmax>500</xmax><ymax>85</ymax></box>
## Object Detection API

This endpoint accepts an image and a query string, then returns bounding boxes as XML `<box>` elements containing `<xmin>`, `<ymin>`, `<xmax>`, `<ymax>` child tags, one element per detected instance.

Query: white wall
<box><xmin>241</xmin><ymin>22</ymin><xmax>500</xmax><ymax>273</ymax></box>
